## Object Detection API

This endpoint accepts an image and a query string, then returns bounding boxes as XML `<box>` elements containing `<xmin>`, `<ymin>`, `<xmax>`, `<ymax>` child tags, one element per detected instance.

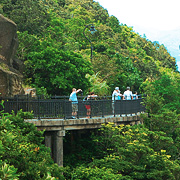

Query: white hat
<box><xmin>115</xmin><ymin>87</ymin><xmax>119</xmax><ymax>90</ymax></box>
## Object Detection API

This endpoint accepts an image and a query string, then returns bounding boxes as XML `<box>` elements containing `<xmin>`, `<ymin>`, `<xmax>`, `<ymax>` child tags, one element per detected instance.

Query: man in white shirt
<box><xmin>123</xmin><ymin>87</ymin><xmax>133</xmax><ymax>100</ymax></box>
<box><xmin>112</xmin><ymin>87</ymin><xmax>122</xmax><ymax>114</ymax></box>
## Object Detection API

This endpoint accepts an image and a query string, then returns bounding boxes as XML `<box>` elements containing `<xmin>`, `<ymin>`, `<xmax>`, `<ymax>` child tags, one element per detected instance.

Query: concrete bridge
<box><xmin>0</xmin><ymin>95</ymin><xmax>146</xmax><ymax>166</ymax></box>
<box><xmin>25</xmin><ymin>114</ymin><xmax>144</xmax><ymax>167</ymax></box>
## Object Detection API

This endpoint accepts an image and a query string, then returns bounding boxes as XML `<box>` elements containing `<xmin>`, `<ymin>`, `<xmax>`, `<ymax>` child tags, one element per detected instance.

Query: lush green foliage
<box><xmin>142</xmin><ymin>68</ymin><xmax>180</xmax><ymax>114</ymax></box>
<box><xmin>26</xmin><ymin>46</ymin><xmax>93</xmax><ymax>95</ymax></box>
<box><xmin>1</xmin><ymin>0</ymin><xmax>180</xmax><ymax>179</ymax></box>
<box><xmin>1</xmin><ymin>107</ymin><xmax>179</xmax><ymax>179</ymax></box>
<box><xmin>1</xmin><ymin>0</ymin><xmax>178</xmax><ymax>95</ymax></box>
<box><xmin>0</xmin><ymin>103</ymin><xmax>65</xmax><ymax>180</ymax></box>
<box><xmin>140</xmin><ymin>68</ymin><xmax>180</xmax><ymax>160</ymax></box>
<box><xmin>64</xmin><ymin>123</ymin><xmax>180</xmax><ymax>180</ymax></box>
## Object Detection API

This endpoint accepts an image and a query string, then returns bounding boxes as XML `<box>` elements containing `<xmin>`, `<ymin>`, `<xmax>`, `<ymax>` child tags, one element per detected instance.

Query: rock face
<box><xmin>0</xmin><ymin>14</ymin><xmax>24</xmax><ymax>97</ymax></box>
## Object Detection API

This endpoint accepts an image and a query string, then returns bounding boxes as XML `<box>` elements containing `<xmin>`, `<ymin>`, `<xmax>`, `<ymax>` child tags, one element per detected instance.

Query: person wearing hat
<box><xmin>123</xmin><ymin>87</ymin><xmax>133</xmax><ymax>100</ymax></box>
<box><xmin>112</xmin><ymin>87</ymin><xmax>121</xmax><ymax>100</ymax></box>
<box><xmin>112</xmin><ymin>87</ymin><xmax>122</xmax><ymax>114</ymax></box>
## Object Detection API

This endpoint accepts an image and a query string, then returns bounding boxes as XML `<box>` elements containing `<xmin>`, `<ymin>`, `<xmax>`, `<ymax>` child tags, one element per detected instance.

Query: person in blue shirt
<box><xmin>133</xmin><ymin>91</ymin><xmax>138</xmax><ymax>99</ymax></box>
<box><xmin>69</xmin><ymin>88</ymin><xmax>82</xmax><ymax>119</ymax></box>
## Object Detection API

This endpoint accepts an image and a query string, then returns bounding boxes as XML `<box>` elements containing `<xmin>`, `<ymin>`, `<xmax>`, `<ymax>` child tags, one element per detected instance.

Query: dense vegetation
<box><xmin>1</xmin><ymin>0</ymin><xmax>180</xmax><ymax>179</ymax></box>
<box><xmin>0</xmin><ymin>0</ymin><xmax>178</xmax><ymax>95</ymax></box>
<box><xmin>0</xmin><ymin>106</ymin><xmax>65</xmax><ymax>179</ymax></box>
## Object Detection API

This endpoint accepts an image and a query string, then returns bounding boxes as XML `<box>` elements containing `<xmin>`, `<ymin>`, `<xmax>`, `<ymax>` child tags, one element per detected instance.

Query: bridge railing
<box><xmin>0</xmin><ymin>95</ymin><xmax>146</xmax><ymax>119</ymax></box>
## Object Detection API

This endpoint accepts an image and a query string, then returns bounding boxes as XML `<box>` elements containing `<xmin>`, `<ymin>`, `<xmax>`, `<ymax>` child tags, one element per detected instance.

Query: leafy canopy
<box><xmin>1</xmin><ymin>0</ymin><xmax>178</xmax><ymax>95</ymax></box>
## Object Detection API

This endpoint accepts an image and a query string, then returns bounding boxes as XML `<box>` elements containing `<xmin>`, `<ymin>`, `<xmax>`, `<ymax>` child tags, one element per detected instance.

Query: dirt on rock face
<box><xmin>0</xmin><ymin>14</ymin><xmax>24</xmax><ymax>97</ymax></box>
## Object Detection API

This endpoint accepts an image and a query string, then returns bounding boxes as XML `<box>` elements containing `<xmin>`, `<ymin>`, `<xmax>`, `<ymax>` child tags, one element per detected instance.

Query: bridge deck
<box><xmin>25</xmin><ymin>113</ymin><xmax>144</xmax><ymax>131</ymax></box>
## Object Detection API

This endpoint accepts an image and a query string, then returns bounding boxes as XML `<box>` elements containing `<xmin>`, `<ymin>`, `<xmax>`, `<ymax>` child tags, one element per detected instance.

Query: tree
<box><xmin>1</xmin><ymin>0</ymin><xmax>178</xmax><ymax>95</ymax></box>
<box><xmin>67</xmin><ymin>123</ymin><xmax>180</xmax><ymax>180</ymax></box>
<box><xmin>17</xmin><ymin>15</ymin><xmax>93</xmax><ymax>95</ymax></box>
<box><xmin>0</xmin><ymin>103</ymin><xmax>65</xmax><ymax>179</ymax></box>
<box><xmin>142</xmin><ymin>68</ymin><xmax>180</xmax><ymax>114</ymax></box>
<box><xmin>26</xmin><ymin>46</ymin><xmax>93</xmax><ymax>95</ymax></box>
<box><xmin>85</xmin><ymin>73</ymin><xmax>110</xmax><ymax>96</ymax></box>
<box><xmin>1</xmin><ymin>0</ymin><xmax>59</xmax><ymax>35</ymax></box>
<box><xmin>141</xmin><ymin>68</ymin><xmax>180</xmax><ymax>160</ymax></box>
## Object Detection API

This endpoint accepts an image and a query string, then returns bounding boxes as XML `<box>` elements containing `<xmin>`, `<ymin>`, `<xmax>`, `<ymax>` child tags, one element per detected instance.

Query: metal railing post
<box><xmin>16</xmin><ymin>95</ymin><xmax>18</xmax><ymax>115</ymax></box>
<box><xmin>90</xmin><ymin>100</ymin><xmax>92</xmax><ymax>118</ymax></box>
<box><xmin>54</xmin><ymin>100</ymin><xmax>57</xmax><ymax>118</ymax></box>
<box><xmin>102</xmin><ymin>99</ymin><xmax>104</xmax><ymax>118</ymax></box>
<box><xmin>38</xmin><ymin>96</ymin><xmax>40</xmax><ymax>120</ymax></box>
<box><xmin>64</xmin><ymin>99</ymin><xmax>66</xmax><ymax>120</ymax></box>
<box><xmin>113</xmin><ymin>101</ymin><xmax>116</xmax><ymax>117</ymax></box>
<box><xmin>27</xmin><ymin>94</ymin><xmax>29</xmax><ymax>112</ymax></box>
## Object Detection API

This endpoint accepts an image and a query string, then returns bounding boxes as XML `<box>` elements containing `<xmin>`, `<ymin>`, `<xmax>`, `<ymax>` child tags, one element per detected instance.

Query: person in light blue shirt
<box><xmin>69</xmin><ymin>88</ymin><xmax>82</xmax><ymax>118</ymax></box>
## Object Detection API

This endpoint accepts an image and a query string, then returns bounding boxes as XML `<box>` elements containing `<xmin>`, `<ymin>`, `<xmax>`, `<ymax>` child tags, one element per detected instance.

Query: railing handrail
<box><xmin>0</xmin><ymin>95</ymin><xmax>146</xmax><ymax>120</ymax></box>
<box><xmin>0</xmin><ymin>94</ymin><xmax>144</xmax><ymax>100</ymax></box>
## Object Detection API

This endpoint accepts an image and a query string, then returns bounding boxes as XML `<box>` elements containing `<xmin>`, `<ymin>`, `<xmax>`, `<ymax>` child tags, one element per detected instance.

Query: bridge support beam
<box><xmin>27</xmin><ymin>114</ymin><xmax>146</xmax><ymax>166</ymax></box>
<box><xmin>45</xmin><ymin>133</ymin><xmax>52</xmax><ymax>157</ymax></box>
<box><xmin>54</xmin><ymin>130</ymin><xmax>65</xmax><ymax>167</ymax></box>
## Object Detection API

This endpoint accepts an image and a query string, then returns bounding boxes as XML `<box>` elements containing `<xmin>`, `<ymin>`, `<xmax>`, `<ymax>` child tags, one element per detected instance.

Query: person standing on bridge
<box><xmin>123</xmin><ymin>87</ymin><xmax>133</xmax><ymax>100</ymax></box>
<box><xmin>69</xmin><ymin>88</ymin><xmax>82</xmax><ymax>119</ymax></box>
<box><xmin>84</xmin><ymin>92</ymin><xmax>98</xmax><ymax>118</ymax></box>
<box><xmin>112</xmin><ymin>87</ymin><xmax>122</xmax><ymax>114</ymax></box>
<box><xmin>132</xmin><ymin>91</ymin><xmax>138</xmax><ymax>99</ymax></box>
